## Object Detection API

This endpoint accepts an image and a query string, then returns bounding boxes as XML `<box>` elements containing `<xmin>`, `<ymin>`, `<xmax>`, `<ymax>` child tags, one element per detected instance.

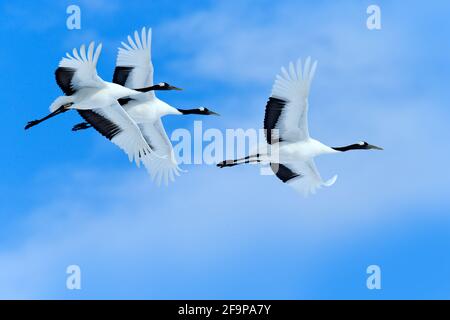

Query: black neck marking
<box><xmin>177</xmin><ymin>108</ymin><xmax>203</xmax><ymax>115</ymax></box>
<box><xmin>133</xmin><ymin>84</ymin><xmax>165</xmax><ymax>93</ymax></box>
<box><xmin>332</xmin><ymin>144</ymin><xmax>366</xmax><ymax>152</ymax></box>
<box><xmin>134</xmin><ymin>86</ymin><xmax>153</xmax><ymax>93</ymax></box>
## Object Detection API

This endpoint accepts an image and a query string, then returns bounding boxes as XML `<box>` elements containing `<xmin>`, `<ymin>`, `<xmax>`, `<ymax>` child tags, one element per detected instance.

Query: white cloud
<box><xmin>159</xmin><ymin>1</ymin><xmax>408</xmax><ymax>91</ymax></box>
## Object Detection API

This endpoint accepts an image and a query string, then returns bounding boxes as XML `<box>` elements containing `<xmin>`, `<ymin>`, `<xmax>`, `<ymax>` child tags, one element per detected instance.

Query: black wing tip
<box><xmin>118</xmin><ymin>98</ymin><xmax>133</xmax><ymax>106</ymax></box>
<box><xmin>55</xmin><ymin>66</ymin><xmax>76</xmax><ymax>73</ymax></box>
<box><xmin>55</xmin><ymin>67</ymin><xmax>76</xmax><ymax>95</ymax></box>
<box><xmin>72</xmin><ymin>122</ymin><xmax>91</xmax><ymax>132</ymax></box>
<box><xmin>270</xmin><ymin>163</ymin><xmax>301</xmax><ymax>183</ymax></box>
<box><xmin>264</xmin><ymin>96</ymin><xmax>288</xmax><ymax>144</ymax></box>
<box><xmin>77</xmin><ymin>110</ymin><xmax>122</xmax><ymax>140</ymax></box>
<box><xmin>268</xmin><ymin>96</ymin><xmax>287</xmax><ymax>104</ymax></box>
<box><xmin>113</xmin><ymin>66</ymin><xmax>134</xmax><ymax>86</ymax></box>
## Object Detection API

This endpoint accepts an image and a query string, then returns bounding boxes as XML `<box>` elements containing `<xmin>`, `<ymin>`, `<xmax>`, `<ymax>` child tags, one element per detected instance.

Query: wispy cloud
<box><xmin>159</xmin><ymin>1</ymin><xmax>407</xmax><ymax>88</ymax></box>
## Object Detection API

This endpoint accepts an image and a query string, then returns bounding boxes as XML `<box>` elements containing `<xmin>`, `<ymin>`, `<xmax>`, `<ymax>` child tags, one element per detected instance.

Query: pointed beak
<box><xmin>208</xmin><ymin>110</ymin><xmax>220</xmax><ymax>116</ymax></box>
<box><xmin>169</xmin><ymin>86</ymin><xmax>183</xmax><ymax>91</ymax></box>
<box><xmin>368</xmin><ymin>144</ymin><xmax>383</xmax><ymax>150</ymax></box>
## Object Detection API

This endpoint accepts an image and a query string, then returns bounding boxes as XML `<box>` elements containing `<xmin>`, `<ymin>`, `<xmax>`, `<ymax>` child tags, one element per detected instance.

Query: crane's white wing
<box><xmin>139</xmin><ymin>119</ymin><xmax>182</xmax><ymax>186</ymax></box>
<box><xmin>55</xmin><ymin>42</ymin><xmax>104</xmax><ymax>95</ymax></box>
<box><xmin>264</xmin><ymin>57</ymin><xmax>317</xmax><ymax>144</ymax></box>
<box><xmin>271</xmin><ymin>160</ymin><xmax>337</xmax><ymax>196</ymax></box>
<box><xmin>113</xmin><ymin>27</ymin><xmax>154</xmax><ymax>97</ymax></box>
<box><xmin>77</xmin><ymin>103</ymin><xmax>156</xmax><ymax>167</ymax></box>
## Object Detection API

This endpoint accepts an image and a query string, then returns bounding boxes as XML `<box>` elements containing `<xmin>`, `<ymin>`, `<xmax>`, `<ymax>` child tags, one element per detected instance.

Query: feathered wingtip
<box><xmin>117</xmin><ymin>27</ymin><xmax>153</xmax><ymax>68</ymax></box>
<box><xmin>60</xmin><ymin>41</ymin><xmax>102</xmax><ymax>67</ymax></box>
<box><xmin>323</xmin><ymin>175</ymin><xmax>338</xmax><ymax>187</ymax></box>
<box><xmin>279</xmin><ymin>57</ymin><xmax>318</xmax><ymax>83</ymax></box>
<box><xmin>272</xmin><ymin>57</ymin><xmax>318</xmax><ymax>98</ymax></box>
<box><xmin>139</xmin><ymin>152</ymin><xmax>184</xmax><ymax>187</ymax></box>
<box><xmin>120</xmin><ymin>27</ymin><xmax>152</xmax><ymax>51</ymax></box>
<box><xmin>150</xmin><ymin>166</ymin><xmax>183</xmax><ymax>187</ymax></box>
<box><xmin>288</xmin><ymin>174</ymin><xmax>338</xmax><ymax>197</ymax></box>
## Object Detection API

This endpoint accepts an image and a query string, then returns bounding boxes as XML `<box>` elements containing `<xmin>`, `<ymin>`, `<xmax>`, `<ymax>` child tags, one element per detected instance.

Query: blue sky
<box><xmin>0</xmin><ymin>0</ymin><xmax>450</xmax><ymax>299</ymax></box>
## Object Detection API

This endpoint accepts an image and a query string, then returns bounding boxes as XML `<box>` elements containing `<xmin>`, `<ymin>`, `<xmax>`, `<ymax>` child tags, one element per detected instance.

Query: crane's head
<box><xmin>154</xmin><ymin>82</ymin><xmax>183</xmax><ymax>91</ymax></box>
<box><xmin>195</xmin><ymin>107</ymin><xmax>220</xmax><ymax>116</ymax></box>
<box><xmin>357</xmin><ymin>141</ymin><xmax>383</xmax><ymax>150</ymax></box>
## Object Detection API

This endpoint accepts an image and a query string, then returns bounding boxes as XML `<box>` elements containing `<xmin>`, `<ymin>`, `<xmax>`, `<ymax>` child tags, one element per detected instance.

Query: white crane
<box><xmin>71</xmin><ymin>27</ymin><xmax>219</xmax><ymax>185</ymax></box>
<box><xmin>24</xmin><ymin>41</ymin><xmax>182</xmax><ymax>170</ymax></box>
<box><xmin>217</xmin><ymin>58</ymin><xmax>382</xmax><ymax>196</ymax></box>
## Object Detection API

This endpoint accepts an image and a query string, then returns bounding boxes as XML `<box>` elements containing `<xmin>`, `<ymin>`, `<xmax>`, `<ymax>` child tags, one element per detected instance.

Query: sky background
<box><xmin>0</xmin><ymin>0</ymin><xmax>449</xmax><ymax>299</ymax></box>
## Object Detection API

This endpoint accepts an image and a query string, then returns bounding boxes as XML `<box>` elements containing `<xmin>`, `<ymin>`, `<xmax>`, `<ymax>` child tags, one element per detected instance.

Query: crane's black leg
<box><xmin>217</xmin><ymin>154</ymin><xmax>262</xmax><ymax>168</ymax></box>
<box><xmin>72</xmin><ymin>122</ymin><xmax>92</xmax><ymax>132</ymax></box>
<box><xmin>24</xmin><ymin>103</ymin><xmax>72</xmax><ymax>130</ymax></box>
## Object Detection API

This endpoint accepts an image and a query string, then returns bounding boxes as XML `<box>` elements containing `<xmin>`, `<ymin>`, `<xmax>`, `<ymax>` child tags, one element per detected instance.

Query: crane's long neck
<box><xmin>332</xmin><ymin>144</ymin><xmax>366</xmax><ymax>152</ymax></box>
<box><xmin>177</xmin><ymin>108</ymin><xmax>202</xmax><ymax>115</ymax></box>
<box><xmin>133</xmin><ymin>85</ymin><xmax>160</xmax><ymax>93</ymax></box>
